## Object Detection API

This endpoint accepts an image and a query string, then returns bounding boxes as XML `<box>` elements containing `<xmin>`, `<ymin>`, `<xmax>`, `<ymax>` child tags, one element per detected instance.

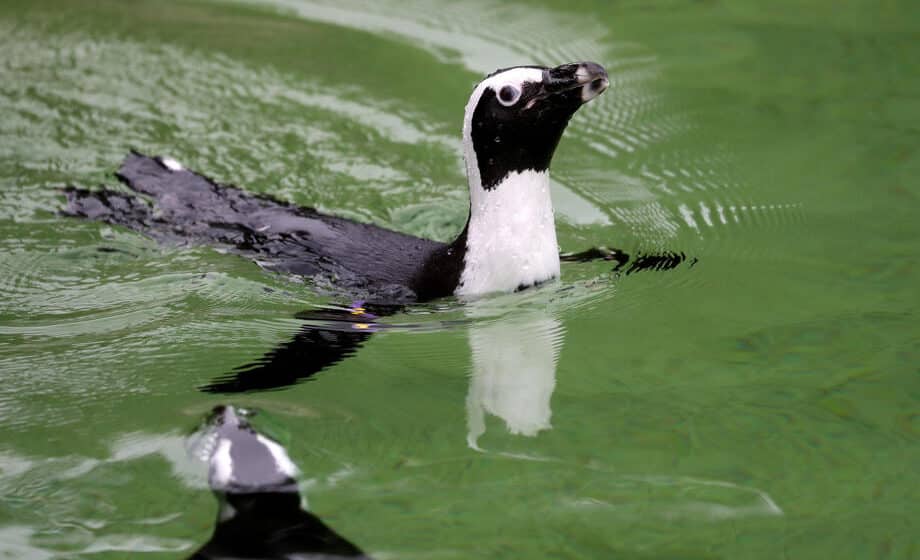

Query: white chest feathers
<box><xmin>457</xmin><ymin>170</ymin><xmax>561</xmax><ymax>296</ymax></box>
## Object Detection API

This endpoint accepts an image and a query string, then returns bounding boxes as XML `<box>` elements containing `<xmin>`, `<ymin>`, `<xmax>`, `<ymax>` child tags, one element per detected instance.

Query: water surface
<box><xmin>0</xmin><ymin>0</ymin><xmax>918</xmax><ymax>557</ymax></box>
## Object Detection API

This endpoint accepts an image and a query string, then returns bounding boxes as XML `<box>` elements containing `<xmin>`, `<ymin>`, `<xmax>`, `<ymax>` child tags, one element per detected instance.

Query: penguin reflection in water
<box><xmin>65</xmin><ymin>62</ymin><xmax>689</xmax><ymax>392</ymax></box>
<box><xmin>189</xmin><ymin>405</ymin><xmax>369</xmax><ymax>559</ymax></box>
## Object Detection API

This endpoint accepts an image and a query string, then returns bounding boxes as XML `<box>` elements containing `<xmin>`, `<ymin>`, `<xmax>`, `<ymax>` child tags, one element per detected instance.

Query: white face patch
<box><xmin>256</xmin><ymin>433</ymin><xmax>299</xmax><ymax>479</ymax></box>
<box><xmin>160</xmin><ymin>156</ymin><xmax>183</xmax><ymax>171</ymax></box>
<box><xmin>210</xmin><ymin>439</ymin><xmax>234</xmax><ymax>489</ymax></box>
<box><xmin>457</xmin><ymin>169</ymin><xmax>560</xmax><ymax>296</ymax></box>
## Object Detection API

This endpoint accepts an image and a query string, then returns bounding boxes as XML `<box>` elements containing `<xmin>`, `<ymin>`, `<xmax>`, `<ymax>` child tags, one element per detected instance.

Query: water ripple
<box><xmin>0</xmin><ymin>22</ymin><xmax>459</xmax><ymax>235</ymax></box>
<box><xmin>228</xmin><ymin>0</ymin><xmax>808</xmax><ymax>253</ymax></box>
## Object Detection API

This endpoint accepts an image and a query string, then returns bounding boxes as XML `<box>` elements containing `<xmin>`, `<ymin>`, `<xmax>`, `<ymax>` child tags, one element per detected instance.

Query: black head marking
<box><xmin>469</xmin><ymin>63</ymin><xmax>608</xmax><ymax>190</ymax></box>
<box><xmin>471</xmin><ymin>84</ymin><xmax>575</xmax><ymax>190</ymax></box>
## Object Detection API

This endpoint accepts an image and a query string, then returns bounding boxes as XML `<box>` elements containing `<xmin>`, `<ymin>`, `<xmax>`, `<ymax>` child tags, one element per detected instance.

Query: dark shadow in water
<box><xmin>200</xmin><ymin>248</ymin><xmax>694</xmax><ymax>393</ymax></box>
<box><xmin>189</xmin><ymin>405</ymin><xmax>369</xmax><ymax>560</ymax></box>
<box><xmin>616</xmin><ymin>251</ymin><xmax>697</xmax><ymax>274</ymax></box>
<box><xmin>200</xmin><ymin>302</ymin><xmax>402</xmax><ymax>393</ymax></box>
<box><xmin>561</xmin><ymin>246</ymin><xmax>696</xmax><ymax>274</ymax></box>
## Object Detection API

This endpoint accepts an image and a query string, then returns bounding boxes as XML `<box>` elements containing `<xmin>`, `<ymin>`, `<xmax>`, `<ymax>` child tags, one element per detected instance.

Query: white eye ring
<box><xmin>497</xmin><ymin>84</ymin><xmax>521</xmax><ymax>106</ymax></box>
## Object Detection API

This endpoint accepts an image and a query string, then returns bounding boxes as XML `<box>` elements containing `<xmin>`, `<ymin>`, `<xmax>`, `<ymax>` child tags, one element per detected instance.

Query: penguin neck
<box><xmin>455</xmin><ymin>169</ymin><xmax>560</xmax><ymax>296</ymax></box>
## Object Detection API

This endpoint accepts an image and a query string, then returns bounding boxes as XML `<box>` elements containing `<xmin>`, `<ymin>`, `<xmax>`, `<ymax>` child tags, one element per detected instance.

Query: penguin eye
<box><xmin>497</xmin><ymin>84</ymin><xmax>521</xmax><ymax>106</ymax></box>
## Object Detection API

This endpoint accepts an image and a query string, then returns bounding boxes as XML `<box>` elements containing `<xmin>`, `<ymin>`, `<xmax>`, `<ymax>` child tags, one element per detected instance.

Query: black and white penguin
<box><xmin>65</xmin><ymin>62</ymin><xmax>611</xmax><ymax>302</ymax></box>
<box><xmin>64</xmin><ymin>62</ymin><xmax>686</xmax><ymax>392</ymax></box>
<box><xmin>189</xmin><ymin>405</ymin><xmax>369</xmax><ymax>559</ymax></box>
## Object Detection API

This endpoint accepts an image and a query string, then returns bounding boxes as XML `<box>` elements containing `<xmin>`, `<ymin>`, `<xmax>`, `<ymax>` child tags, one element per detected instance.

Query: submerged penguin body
<box><xmin>66</xmin><ymin>152</ymin><xmax>460</xmax><ymax>303</ymax></box>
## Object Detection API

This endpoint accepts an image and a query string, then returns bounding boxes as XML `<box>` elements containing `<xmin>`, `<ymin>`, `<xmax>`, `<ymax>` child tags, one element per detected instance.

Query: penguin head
<box><xmin>462</xmin><ymin>62</ymin><xmax>608</xmax><ymax>191</ymax></box>
<box><xmin>196</xmin><ymin>405</ymin><xmax>300</xmax><ymax>497</ymax></box>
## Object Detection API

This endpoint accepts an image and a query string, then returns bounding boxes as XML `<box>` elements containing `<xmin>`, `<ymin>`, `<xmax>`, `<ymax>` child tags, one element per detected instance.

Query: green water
<box><xmin>1</xmin><ymin>0</ymin><xmax>918</xmax><ymax>557</ymax></box>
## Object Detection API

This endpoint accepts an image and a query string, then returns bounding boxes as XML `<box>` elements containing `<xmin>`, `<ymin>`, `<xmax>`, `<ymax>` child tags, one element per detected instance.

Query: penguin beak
<box><xmin>541</xmin><ymin>61</ymin><xmax>609</xmax><ymax>104</ymax></box>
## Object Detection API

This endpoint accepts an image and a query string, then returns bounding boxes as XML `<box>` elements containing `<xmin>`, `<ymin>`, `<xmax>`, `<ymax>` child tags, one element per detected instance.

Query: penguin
<box><xmin>189</xmin><ymin>404</ymin><xmax>369</xmax><ymax>559</ymax></box>
<box><xmin>64</xmin><ymin>62</ymin><xmax>689</xmax><ymax>392</ymax></box>
<box><xmin>65</xmin><ymin>62</ymin><xmax>611</xmax><ymax>301</ymax></box>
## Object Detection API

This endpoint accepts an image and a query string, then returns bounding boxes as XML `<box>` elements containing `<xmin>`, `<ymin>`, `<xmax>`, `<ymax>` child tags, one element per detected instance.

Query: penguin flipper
<box><xmin>561</xmin><ymin>246</ymin><xmax>696</xmax><ymax>274</ymax></box>
<box><xmin>617</xmin><ymin>251</ymin><xmax>696</xmax><ymax>274</ymax></box>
